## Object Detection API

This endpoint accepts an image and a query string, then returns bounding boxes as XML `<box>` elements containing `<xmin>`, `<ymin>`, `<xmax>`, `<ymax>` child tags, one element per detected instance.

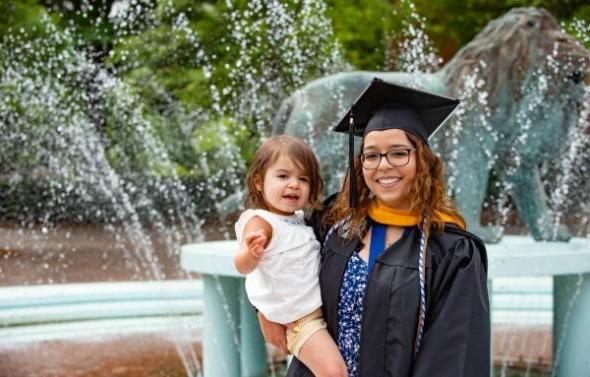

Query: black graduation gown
<box><xmin>286</xmin><ymin>220</ymin><xmax>490</xmax><ymax>377</ymax></box>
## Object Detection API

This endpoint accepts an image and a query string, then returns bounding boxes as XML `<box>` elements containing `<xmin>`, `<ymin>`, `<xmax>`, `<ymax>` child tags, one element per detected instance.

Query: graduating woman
<box><xmin>259</xmin><ymin>78</ymin><xmax>491</xmax><ymax>377</ymax></box>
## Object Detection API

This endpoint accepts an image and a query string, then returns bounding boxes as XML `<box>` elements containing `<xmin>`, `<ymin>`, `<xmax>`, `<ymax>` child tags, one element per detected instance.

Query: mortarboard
<box><xmin>333</xmin><ymin>78</ymin><xmax>460</xmax><ymax>207</ymax></box>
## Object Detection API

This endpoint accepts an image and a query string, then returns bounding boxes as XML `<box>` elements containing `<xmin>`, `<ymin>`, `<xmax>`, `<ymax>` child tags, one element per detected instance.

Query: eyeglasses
<box><xmin>360</xmin><ymin>148</ymin><xmax>416</xmax><ymax>169</ymax></box>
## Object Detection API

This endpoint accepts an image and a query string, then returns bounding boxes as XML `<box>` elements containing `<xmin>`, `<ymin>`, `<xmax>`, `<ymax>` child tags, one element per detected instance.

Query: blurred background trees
<box><xmin>4</xmin><ymin>0</ymin><xmax>589</xmax><ymax>93</ymax></box>
<box><xmin>1</xmin><ymin>0</ymin><xmax>588</xmax><ymax>219</ymax></box>
<box><xmin>5</xmin><ymin>0</ymin><xmax>588</xmax><ymax>113</ymax></box>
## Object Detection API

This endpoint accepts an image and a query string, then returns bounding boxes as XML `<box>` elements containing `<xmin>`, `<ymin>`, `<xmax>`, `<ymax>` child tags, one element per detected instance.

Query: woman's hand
<box><xmin>258</xmin><ymin>312</ymin><xmax>289</xmax><ymax>355</ymax></box>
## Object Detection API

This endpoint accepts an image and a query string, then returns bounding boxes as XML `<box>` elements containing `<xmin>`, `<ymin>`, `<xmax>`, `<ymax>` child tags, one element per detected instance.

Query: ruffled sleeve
<box><xmin>234</xmin><ymin>209</ymin><xmax>278</xmax><ymax>251</ymax></box>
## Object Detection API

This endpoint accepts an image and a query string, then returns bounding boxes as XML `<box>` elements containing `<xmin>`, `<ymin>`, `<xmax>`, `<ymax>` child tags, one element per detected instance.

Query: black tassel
<box><xmin>348</xmin><ymin>111</ymin><xmax>358</xmax><ymax>208</ymax></box>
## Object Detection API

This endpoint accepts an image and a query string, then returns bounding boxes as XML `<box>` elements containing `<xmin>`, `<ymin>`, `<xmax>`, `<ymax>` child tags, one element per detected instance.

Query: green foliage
<box><xmin>325</xmin><ymin>0</ymin><xmax>396</xmax><ymax>70</ymax></box>
<box><xmin>107</xmin><ymin>1</ymin><xmax>223</xmax><ymax>109</ymax></box>
<box><xmin>0</xmin><ymin>0</ymin><xmax>49</xmax><ymax>38</ymax></box>
<box><xmin>107</xmin><ymin>0</ymin><xmax>345</xmax><ymax>177</ymax></box>
<box><xmin>43</xmin><ymin>1</ymin><xmax>118</xmax><ymax>55</ymax></box>
<box><xmin>0</xmin><ymin>32</ymin><xmax>93</xmax><ymax>176</ymax></box>
<box><xmin>110</xmin><ymin>27</ymin><xmax>211</xmax><ymax>110</ymax></box>
<box><xmin>411</xmin><ymin>0</ymin><xmax>590</xmax><ymax>60</ymax></box>
<box><xmin>325</xmin><ymin>0</ymin><xmax>590</xmax><ymax>69</ymax></box>
<box><xmin>1</xmin><ymin>0</ymin><xmax>589</xmax><ymax>195</ymax></box>
<box><xmin>104</xmin><ymin>1</ymin><xmax>224</xmax><ymax>175</ymax></box>
<box><xmin>191</xmin><ymin>117</ymin><xmax>256</xmax><ymax>174</ymax></box>
<box><xmin>564</xmin><ymin>5</ymin><xmax>590</xmax><ymax>48</ymax></box>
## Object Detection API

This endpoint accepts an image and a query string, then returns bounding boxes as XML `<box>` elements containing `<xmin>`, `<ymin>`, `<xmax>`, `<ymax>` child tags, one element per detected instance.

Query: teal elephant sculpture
<box><xmin>273</xmin><ymin>8</ymin><xmax>590</xmax><ymax>243</ymax></box>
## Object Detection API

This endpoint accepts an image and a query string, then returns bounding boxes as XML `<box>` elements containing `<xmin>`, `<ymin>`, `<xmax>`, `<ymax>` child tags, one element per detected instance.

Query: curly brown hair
<box><xmin>326</xmin><ymin>132</ymin><xmax>464</xmax><ymax>238</ymax></box>
<box><xmin>245</xmin><ymin>135</ymin><xmax>324</xmax><ymax>211</ymax></box>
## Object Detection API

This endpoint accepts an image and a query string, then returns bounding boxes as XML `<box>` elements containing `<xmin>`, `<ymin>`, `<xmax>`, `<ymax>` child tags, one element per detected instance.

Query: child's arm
<box><xmin>234</xmin><ymin>216</ymin><xmax>273</xmax><ymax>274</ymax></box>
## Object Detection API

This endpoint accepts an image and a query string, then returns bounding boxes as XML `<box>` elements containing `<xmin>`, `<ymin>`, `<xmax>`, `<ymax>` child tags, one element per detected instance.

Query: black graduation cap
<box><xmin>333</xmin><ymin>78</ymin><xmax>460</xmax><ymax>207</ymax></box>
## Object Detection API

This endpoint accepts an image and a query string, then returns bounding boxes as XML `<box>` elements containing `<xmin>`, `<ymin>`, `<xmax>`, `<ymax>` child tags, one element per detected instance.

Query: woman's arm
<box><xmin>257</xmin><ymin>311</ymin><xmax>288</xmax><ymax>354</ymax></box>
<box><xmin>411</xmin><ymin>237</ymin><xmax>490</xmax><ymax>377</ymax></box>
<box><xmin>234</xmin><ymin>216</ymin><xmax>273</xmax><ymax>274</ymax></box>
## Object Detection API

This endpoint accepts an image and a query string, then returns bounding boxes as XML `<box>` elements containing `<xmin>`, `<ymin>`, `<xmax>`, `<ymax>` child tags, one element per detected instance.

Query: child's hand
<box><xmin>235</xmin><ymin>216</ymin><xmax>272</xmax><ymax>274</ymax></box>
<box><xmin>244</xmin><ymin>230</ymin><xmax>266</xmax><ymax>259</ymax></box>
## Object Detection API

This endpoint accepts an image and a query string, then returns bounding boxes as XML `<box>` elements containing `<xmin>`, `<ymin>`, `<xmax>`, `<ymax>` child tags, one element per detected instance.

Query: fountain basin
<box><xmin>0</xmin><ymin>280</ymin><xmax>202</xmax><ymax>343</ymax></box>
<box><xmin>487</xmin><ymin>236</ymin><xmax>590</xmax><ymax>276</ymax></box>
<box><xmin>181</xmin><ymin>241</ymin><xmax>267</xmax><ymax>377</ymax></box>
<box><xmin>2</xmin><ymin>237</ymin><xmax>587</xmax><ymax>375</ymax></box>
<box><xmin>181</xmin><ymin>236</ymin><xmax>590</xmax><ymax>377</ymax></box>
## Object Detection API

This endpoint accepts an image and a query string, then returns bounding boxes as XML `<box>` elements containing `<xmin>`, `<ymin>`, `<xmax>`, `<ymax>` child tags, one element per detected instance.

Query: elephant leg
<box><xmin>450</xmin><ymin>146</ymin><xmax>502</xmax><ymax>243</ymax></box>
<box><xmin>503</xmin><ymin>165</ymin><xmax>571</xmax><ymax>241</ymax></box>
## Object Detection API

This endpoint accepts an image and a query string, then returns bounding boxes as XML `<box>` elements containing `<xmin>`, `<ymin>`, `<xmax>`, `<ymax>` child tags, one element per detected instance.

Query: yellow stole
<box><xmin>367</xmin><ymin>199</ymin><xmax>465</xmax><ymax>229</ymax></box>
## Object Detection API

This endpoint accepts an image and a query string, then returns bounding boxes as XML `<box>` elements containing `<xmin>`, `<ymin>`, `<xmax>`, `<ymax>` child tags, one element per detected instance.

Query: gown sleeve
<box><xmin>411</xmin><ymin>236</ymin><xmax>491</xmax><ymax>377</ymax></box>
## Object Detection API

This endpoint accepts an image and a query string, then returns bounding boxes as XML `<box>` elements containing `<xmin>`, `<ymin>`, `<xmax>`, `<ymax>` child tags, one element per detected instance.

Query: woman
<box><xmin>259</xmin><ymin>78</ymin><xmax>490</xmax><ymax>376</ymax></box>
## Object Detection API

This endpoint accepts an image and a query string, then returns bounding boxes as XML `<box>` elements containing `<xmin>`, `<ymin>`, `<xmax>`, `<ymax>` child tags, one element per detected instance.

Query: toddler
<box><xmin>234</xmin><ymin>135</ymin><xmax>347</xmax><ymax>377</ymax></box>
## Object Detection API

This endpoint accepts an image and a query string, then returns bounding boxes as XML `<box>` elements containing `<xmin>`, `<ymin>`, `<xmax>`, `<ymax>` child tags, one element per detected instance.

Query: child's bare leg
<box><xmin>297</xmin><ymin>328</ymin><xmax>348</xmax><ymax>377</ymax></box>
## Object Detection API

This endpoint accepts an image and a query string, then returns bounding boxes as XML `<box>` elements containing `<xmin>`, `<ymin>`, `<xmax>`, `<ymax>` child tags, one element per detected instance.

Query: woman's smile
<box><xmin>375</xmin><ymin>176</ymin><xmax>402</xmax><ymax>187</ymax></box>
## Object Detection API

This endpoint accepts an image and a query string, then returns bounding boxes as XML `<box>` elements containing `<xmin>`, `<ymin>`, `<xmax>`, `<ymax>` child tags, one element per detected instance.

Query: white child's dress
<box><xmin>235</xmin><ymin>209</ymin><xmax>322</xmax><ymax>324</ymax></box>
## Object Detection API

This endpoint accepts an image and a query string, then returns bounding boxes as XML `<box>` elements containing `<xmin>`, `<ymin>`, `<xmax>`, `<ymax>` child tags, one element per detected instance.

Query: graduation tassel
<box><xmin>414</xmin><ymin>219</ymin><xmax>429</xmax><ymax>358</ymax></box>
<box><xmin>348</xmin><ymin>111</ymin><xmax>358</xmax><ymax>208</ymax></box>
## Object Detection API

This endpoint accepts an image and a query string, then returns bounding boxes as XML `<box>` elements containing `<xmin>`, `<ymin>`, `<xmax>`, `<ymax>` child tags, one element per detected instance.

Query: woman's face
<box><xmin>362</xmin><ymin>129</ymin><xmax>417</xmax><ymax>209</ymax></box>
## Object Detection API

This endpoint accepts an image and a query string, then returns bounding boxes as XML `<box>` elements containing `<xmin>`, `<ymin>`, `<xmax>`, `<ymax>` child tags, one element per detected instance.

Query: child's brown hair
<box><xmin>245</xmin><ymin>135</ymin><xmax>324</xmax><ymax>210</ymax></box>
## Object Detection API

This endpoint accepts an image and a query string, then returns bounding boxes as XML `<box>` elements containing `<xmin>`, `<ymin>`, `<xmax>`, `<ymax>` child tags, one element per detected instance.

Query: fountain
<box><xmin>0</xmin><ymin>2</ymin><xmax>207</xmax><ymax>375</ymax></box>
<box><xmin>1</xmin><ymin>0</ymin><xmax>342</xmax><ymax>376</ymax></box>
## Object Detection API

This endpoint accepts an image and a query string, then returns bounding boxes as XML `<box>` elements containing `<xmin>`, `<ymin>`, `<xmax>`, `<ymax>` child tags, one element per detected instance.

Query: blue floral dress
<box><xmin>337</xmin><ymin>251</ymin><xmax>368</xmax><ymax>377</ymax></box>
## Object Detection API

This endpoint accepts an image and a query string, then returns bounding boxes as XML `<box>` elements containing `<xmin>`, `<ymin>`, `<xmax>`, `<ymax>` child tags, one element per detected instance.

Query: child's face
<box><xmin>255</xmin><ymin>154</ymin><xmax>311</xmax><ymax>215</ymax></box>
